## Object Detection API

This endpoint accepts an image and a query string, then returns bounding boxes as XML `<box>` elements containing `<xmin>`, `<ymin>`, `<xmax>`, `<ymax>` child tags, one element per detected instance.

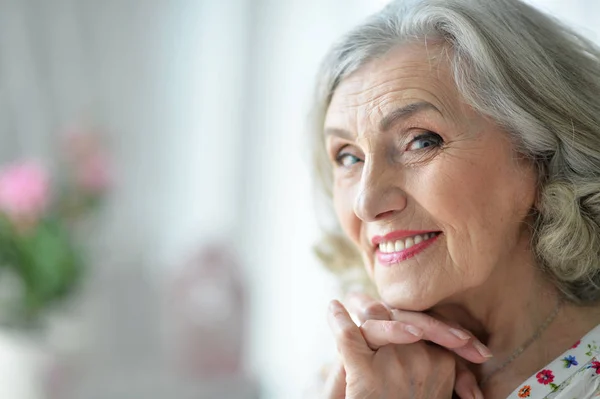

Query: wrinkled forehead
<box><xmin>325</xmin><ymin>44</ymin><xmax>465</xmax><ymax>131</ymax></box>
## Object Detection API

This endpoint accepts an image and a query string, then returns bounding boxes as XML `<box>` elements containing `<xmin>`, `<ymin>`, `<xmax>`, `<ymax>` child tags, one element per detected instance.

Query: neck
<box><xmin>430</xmin><ymin>235</ymin><xmax>600</xmax><ymax>397</ymax></box>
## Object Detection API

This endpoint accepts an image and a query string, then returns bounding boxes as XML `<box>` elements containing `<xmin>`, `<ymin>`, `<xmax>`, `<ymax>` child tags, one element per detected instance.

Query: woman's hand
<box><xmin>325</xmin><ymin>299</ymin><xmax>457</xmax><ymax>398</ymax></box>
<box><xmin>322</xmin><ymin>294</ymin><xmax>488</xmax><ymax>399</ymax></box>
<box><xmin>346</xmin><ymin>292</ymin><xmax>492</xmax><ymax>364</ymax></box>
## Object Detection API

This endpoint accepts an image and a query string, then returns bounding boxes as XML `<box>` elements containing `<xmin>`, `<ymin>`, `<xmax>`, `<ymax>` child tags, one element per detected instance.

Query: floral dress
<box><xmin>508</xmin><ymin>325</ymin><xmax>600</xmax><ymax>398</ymax></box>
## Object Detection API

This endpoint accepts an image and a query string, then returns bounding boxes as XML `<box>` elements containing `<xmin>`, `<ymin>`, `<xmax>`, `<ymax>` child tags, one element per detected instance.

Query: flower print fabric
<box><xmin>536</xmin><ymin>369</ymin><xmax>555</xmax><ymax>385</ymax></box>
<box><xmin>518</xmin><ymin>385</ymin><xmax>532</xmax><ymax>397</ymax></box>
<box><xmin>561</xmin><ymin>356</ymin><xmax>578</xmax><ymax>368</ymax></box>
<box><xmin>507</xmin><ymin>324</ymin><xmax>600</xmax><ymax>398</ymax></box>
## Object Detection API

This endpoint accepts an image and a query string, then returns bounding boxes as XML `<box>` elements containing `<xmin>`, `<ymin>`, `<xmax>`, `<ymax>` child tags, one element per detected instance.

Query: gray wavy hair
<box><xmin>311</xmin><ymin>0</ymin><xmax>600</xmax><ymax>304</ymax></box>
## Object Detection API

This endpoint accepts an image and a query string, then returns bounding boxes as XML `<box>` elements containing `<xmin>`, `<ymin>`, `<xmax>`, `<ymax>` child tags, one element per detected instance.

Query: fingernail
<box><xmin>473</xmin><ymin>340</ymin><xmax>493</xmax><ymax>358</ymax></box>
<box><xmin>405</xmin><ymin>325</ymin><xmax>423</xmax><ymax>337</ymax></box>
<box><xmin>449</xmin><ymin>328</ymin><xmax>470</xmax><ymax>340</ymax></box>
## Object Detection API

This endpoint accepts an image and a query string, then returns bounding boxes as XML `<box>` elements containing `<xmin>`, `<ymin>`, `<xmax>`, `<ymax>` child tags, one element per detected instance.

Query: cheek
<box><xmin>333</xmin><ymin>182</ymin><xmax>362</xmax><ymax>246</ymax></box>
<box><xmin>409</xmin><ymin>154</ymin><xmax>535</xmax><ymax>274</ymax></box>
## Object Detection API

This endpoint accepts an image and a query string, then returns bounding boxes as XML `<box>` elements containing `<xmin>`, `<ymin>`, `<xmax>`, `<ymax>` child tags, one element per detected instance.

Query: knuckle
<box><xmin>373</xmin><ymin>319</ymin><xmax>393</xmax><ymax>333</ymax></box>
<box><xmin>360</xmin><ymin>319</ymin><xmax>375</xmax><ymax>331</ymax></box>
<box><xmin>337</xmin><ymin>324</ymin><xmax>357</xmax><ymax>343</ymax></box>
<box><xmin>363</xmin><ymin>319</ymin><xmax>396</xmax><ymax>336</ymax></box>
<box><xmin>423</xmin><ymin>314</ymin><xmax>444</xmax><ymax>330</ymax></box>
<box><xmin>363</xmin><ymin>303</ymin><xmax>389</xmax><ymax>319</ymax></box>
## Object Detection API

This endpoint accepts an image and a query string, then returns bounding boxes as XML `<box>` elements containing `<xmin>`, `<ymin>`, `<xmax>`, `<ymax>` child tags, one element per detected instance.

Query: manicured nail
<box><xmin>449</xmin><ymin>328</ymin><xmax>471</xmax><ymax>340</ymax></box>
<box><xmin>473</xmin><ymin>340</ymin><xmax>493</xmax><ymax>358</ymax></box>
<box><xmin>405</xmin><ymin>325</ymin><xmax>423</xmax><ymax>337</ymax></box>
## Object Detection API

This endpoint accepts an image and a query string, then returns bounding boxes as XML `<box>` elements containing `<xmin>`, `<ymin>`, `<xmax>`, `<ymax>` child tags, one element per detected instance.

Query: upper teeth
<box><xmin>378</xmin><ymin>233</ymin><xmax>436</xmax><ymax>253</ymax></box>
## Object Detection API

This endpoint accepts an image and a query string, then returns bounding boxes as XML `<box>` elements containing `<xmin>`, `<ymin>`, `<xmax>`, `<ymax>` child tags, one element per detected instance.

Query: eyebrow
<box><xmin>379</xmin><ymin>101</ymin><xmax>442</xmax><ymax>131</ymax></box>
<box><xmin>324</xmin><ymin>127</ymin><xmax>354</xmax><ymax>140</ymax></box>
<box><xmin>324</xmin><ymin>101</ymin><xmax>442</xmax><ymax>139</ymax></box>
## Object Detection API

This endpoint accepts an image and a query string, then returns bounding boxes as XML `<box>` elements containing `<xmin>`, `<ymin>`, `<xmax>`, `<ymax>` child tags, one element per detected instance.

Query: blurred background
<box><xmin>0</xmin><ymin>0</ymin><xmax>597</xmax><ymax>398</ymax></box>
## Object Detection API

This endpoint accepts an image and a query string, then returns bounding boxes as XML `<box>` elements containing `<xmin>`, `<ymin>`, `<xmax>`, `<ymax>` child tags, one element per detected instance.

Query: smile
<box><xmin>375</xmin><ymin>232</ymin><xmax>441</xmax><ymax>265</ymax></box>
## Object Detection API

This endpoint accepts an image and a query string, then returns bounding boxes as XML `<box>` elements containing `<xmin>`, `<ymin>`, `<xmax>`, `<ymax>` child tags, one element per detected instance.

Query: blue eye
<box><xmin>335</xmin><ymin>150</ymin><xmax>362</xmax><ymax>168</ymax></box>
<box><xmin>407</xmin><ymin>132</ymin><xmax>444</xmax><ymax>151</ymax></box>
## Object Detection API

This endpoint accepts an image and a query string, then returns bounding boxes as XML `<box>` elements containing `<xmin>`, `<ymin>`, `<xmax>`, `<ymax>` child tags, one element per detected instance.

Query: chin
<box><xmin>377</xmin><ymin>282</ymin><xmax>445</xmax><ymax>312</ymax></box>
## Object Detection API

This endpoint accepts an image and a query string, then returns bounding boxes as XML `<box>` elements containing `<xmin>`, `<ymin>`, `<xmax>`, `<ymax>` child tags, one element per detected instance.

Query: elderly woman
<box><xmin>312</xmin><ymin>0</ymin><xmax>600</xmax><ymax>398</ymax></box>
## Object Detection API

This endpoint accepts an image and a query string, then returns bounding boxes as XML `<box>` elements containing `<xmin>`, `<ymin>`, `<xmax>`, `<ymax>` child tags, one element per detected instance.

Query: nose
<box><xmin>353</xmin><ymin>156</ymin><xmax>407</xmax><ymax>222</ymax></box>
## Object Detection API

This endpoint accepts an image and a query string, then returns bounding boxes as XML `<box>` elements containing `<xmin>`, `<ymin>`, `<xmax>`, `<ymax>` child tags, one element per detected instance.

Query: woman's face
<box><xmin>324</xmin><ymin>44</ymin><xmax>537</xmax><ymax>310</ymax></box>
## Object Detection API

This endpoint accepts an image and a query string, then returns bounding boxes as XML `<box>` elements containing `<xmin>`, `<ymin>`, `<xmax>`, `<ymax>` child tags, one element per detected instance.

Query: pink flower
<box><xmin>0</xmin><ymin>162</ymin><xmax>50</xmax><ymax>226</ymax></box>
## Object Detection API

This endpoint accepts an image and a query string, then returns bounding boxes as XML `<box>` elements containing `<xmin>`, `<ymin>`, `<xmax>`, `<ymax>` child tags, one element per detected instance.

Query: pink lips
<box><xmin>373</xmin><ymin>231</ymin><xmax>441</xmax><ymax>266</ymax></box>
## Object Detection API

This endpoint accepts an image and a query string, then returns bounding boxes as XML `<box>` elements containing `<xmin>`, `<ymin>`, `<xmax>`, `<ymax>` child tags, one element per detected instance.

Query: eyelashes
<box><xmin>332</xmin><ymin>130</ymin><xmax>444</xmax><ymax>169</ymax></box>
<box><xmin>335</xmin><ymin>150</ymin><xmax>362</xmax><ymax>167</ymax></box>
<box><xmin>406</xmin><ymin>132</ymin><xmax>444</xmax><ymax>151</ymax></box>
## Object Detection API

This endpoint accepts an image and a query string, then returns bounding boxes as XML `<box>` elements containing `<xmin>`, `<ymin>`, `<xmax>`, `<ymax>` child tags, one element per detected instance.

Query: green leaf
<box><xmin>0</xmin><ymin>216</ymin><xmax>22</xmax><ymax>267</ymax></box>
<box><xmin>3</xmin><ymin>217</ymin><xmax>85</xmax><ymax>321</ymax></box>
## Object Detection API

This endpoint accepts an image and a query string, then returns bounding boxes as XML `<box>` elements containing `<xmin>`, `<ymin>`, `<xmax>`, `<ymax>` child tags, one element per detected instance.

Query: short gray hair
<box><xmin>311</xmin><ymin>0</ymin><xmax>600</xmax><ymax>304</ymax></box>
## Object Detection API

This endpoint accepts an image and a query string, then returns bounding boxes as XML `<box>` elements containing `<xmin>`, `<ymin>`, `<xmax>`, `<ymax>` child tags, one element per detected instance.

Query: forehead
<box><xmin>325</xmin><ymin>43</ymin><xmax>463</xmax><ymax>129</ymax></box>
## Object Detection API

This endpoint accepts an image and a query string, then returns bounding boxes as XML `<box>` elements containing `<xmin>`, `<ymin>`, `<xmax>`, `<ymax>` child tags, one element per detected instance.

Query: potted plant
<box><xmin>0</xmin><ymin>131</ymin><xmax>110</xmax><ymax>398</ymax></box>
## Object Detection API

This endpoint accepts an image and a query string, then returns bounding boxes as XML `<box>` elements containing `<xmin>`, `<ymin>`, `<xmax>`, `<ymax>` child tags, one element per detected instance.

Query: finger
<box><xmin>321</xmin><ymin>361</ymin><xmax>346</xmax><ymax>399</ymax></box>
<box><xmin>345</xmin><ymin>292</ymin><xmax>391</xmax><ymax>324</ymax></box>
<box><xmin>425</xmin><ymin>311</ymin><xmax>494</xmax><ymax>365</ymax></box>
<box><xmin>390</xmin><ymin>309</ymin><xmax>471</xmax><ymax>349</ymax></box>
<box><xmin>327</xmin><ymin>300</ymin><xmax>372</xmax><ymax>371</ymax></box>
<box><xmin>454</xmin><ymin>361</ymin><xmax>484</xmax><ymax>399</ymax></box>
<box><xmin>360</xmin><ymin>319</ymin><xmax>423</xmax><ymax>350</ymax></box>
<box><xmin>390</xmin><ymin>309</ymin><xmax>492</xmax><ymax>363</ymax></box>
<box><xmin>452</xmin><ymin>341</ymin><xmax>493</xmax><ymax>364</ymax></box>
